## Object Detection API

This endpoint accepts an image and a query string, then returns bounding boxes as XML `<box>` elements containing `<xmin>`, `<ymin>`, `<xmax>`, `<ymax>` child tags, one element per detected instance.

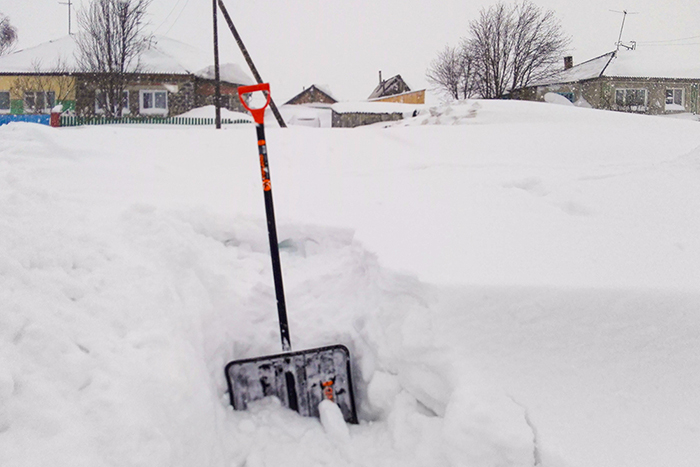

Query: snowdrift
<box><xmin>1</xmin><ymin>100</ymin><xmax>700</xmax><ymax>467</ymax></box>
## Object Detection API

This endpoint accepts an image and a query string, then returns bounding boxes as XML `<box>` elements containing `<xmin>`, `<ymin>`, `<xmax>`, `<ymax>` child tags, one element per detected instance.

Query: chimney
<box><xmin>564</xmin><ymin>56</ymin><xmax>573</xmax><ymax>70</ymax></box>
<box><xmin>379</xmin><ymin>70</ymin><xmax>382</xmax><ymax>84</ymax></box>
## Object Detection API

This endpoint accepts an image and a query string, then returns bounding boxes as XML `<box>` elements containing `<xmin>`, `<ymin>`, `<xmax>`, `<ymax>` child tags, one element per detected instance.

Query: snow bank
<box><xmin>393</xmin><ymin>100</ymin><xmax>480</xmax><ymax>125</ymax></box>
<box><xmin>280</xmin><ymin>105</ymin><xmax>333</xmax><ymax>128</ymax></box>
<box><xmin>175</xmin><ymin>105</ymin><xmax>252</xmax><ymax>122</ymax></box>
<box><xmin>1</xmin><ymin>100</ymin><xmax>700</xmax><ymax>467</ymax></box>
<box><xmin>544</xmin><ymin>92</ymin><xmax>574</xmax><ymax>106</ymax></box>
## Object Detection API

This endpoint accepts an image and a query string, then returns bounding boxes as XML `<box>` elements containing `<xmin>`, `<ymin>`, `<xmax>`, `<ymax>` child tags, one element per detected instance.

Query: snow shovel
<box><xmin>224</xmin><ymin>84</ymin><xmax>358</xmax><ymax>424</ymax></box>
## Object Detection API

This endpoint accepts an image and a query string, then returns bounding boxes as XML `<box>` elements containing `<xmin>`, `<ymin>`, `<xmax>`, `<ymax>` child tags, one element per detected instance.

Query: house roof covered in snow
<box><xmin>532</xmin><ymin>45</ymin><xmax>700</xmax><ymax>86</ymax></box>
<box><xmin>368</xmin><ymin>74</ymin><xmax>412</xmax><ymax>100</ymax></box>
<box><xmin>193</xmin><ymin>63</ymin><xmax>254</xmax><ymax>86</ymax></box>
<box><xmin>0</xmin><ymin>35</ymin><xmax>253</xmax><ymax>84</ymax></box>
<box><xmin>537</xmin><ymin>52</ymin><xmax>617</xmax><ymax>84</ymax></box>
<box><xmin>284</xmin><ymin>84</ymin><xmax>337</xmax><ymax>105</ymax></box>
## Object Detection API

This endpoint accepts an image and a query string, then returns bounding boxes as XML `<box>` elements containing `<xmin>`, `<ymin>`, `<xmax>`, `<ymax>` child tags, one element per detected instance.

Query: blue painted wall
<box><xmin>0</xmin><ymin>115</ymin><xmax>51</xmax><ymax>126</ymax></box>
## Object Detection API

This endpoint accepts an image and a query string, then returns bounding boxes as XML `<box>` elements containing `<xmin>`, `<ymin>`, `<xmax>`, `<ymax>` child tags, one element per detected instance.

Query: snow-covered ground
<box><xmin>1</xmin><ymin>100</ymin><xmax>699</xmax><ymax>467</ymax></box>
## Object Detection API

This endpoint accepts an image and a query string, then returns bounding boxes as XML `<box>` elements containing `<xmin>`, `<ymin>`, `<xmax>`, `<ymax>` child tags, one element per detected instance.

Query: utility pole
<box><xmin>212</xmin><ymin>0</ymin><xmax>222</xmax><ymax>129</ymax></box>
<box><xmin>59</xmin><ymin>0</ymin><xmax>73</xmax><ymax>35</ymax></box>
<box><xmin>216</xmin><ymin>0</ymin><xmax>287</xmax><ymax>128</ymax></box>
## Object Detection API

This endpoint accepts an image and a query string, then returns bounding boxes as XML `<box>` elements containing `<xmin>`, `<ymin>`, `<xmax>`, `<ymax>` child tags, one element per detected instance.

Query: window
<box><xmin>96</xmin><ymin>89</ymin><xmax>130</xmax><ymax>115</ymax></box>
<box><xmin>665</xmin><ymin>88</ymin><xmax>684</xmax><ymax>111</ymax></box>
<box><xmin>557</xmin><ymin>92</ymin><xmax>575</xmax><ymax>103</ymax></box>
<box><xmin>0</xmin><ymin>91</ymin><xmax>10</xmax><ymax>113</ymax></box>
<box><xmin>615</xmin><ymin>88</ymin><xmax>647</xmax><ymax>111</ymax></box>
<box><xmin>23</xmin><ymin>91</ymin><xmax>55</xmax><ymax>114</ymax></box>
<box><xmin>140</xmin><ymin>89</ymin><xmax>168</xmax><ymax>115</ymax></box>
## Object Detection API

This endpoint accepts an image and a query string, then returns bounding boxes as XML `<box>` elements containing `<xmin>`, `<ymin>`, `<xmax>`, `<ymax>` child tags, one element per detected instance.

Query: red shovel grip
<box><xmin>238</xmin><ymin>83</ymin><xmax>271</xmax><ymax>124</ymax></box>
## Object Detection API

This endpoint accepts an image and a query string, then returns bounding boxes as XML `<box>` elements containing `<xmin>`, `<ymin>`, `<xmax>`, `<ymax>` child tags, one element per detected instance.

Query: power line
<box><xmin>637</xmin><ymin>42</ymin><xmax>700</xmax><ymax>47</ymax></box>
<box><xmin>164</xmin><ymin>0</ymin><xmax>191</xmax><ymax>35</ymax></box>
<box><xmin>154</xmin><ymin>0</ymin><xmax>186</xmax><ymax>33</ymax></box>
<box><xmin>637</xmin><ymin>35</ymin><xmax>700</xmax><ymax>44</ymax></box>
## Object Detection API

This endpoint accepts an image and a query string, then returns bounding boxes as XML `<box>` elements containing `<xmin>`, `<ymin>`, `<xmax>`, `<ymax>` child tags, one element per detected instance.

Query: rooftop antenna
<box><xmin>610</xmin><ymin>9</ymin><xmax>638</xmax><ymax>50</ymax></box>
<box><xmin>59</xmin><ymin>0</ymin><xmax>73</xmax><ymax>35</ymax></box>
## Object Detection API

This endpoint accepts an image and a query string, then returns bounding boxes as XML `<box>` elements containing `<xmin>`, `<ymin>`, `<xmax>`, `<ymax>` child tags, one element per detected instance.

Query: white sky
<box><xmin>1</xmin><ymin>0</ymin><xmax>700</xmax><ymax>103</ymax></box>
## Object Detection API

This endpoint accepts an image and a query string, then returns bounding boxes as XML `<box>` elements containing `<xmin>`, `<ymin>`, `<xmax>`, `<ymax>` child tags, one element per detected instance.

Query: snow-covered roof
<box><xmin>313</xmin><ymin>84</ymin><xmax>336</xmax><ymax>101</ymax></box>
<box><xmin>604</xmin><ymin>45</ymin><xmax>700</xmax><ymax>79</ymax></box>
<box><xmin>533</xmin><ymin>52</ymin><xmax>615</xmax><ymax>85</ymax></box>
<box><xmin>284</xmin><ymin>84</ymin><xmax>338</xmax><ymax>105</ymax></box>
<box><xmin>140</xmin><ymin>36</ymin><xmax>208</xmax><ymax>74</ymax></box>
<box><xmin>0</xmin><ymin>36</ymin><xmax>77</xmax><ymax>73</ymax></box>
<box><xmin>0</xmin><ymin>35</ymin><xmax>251</xmax><ymax>84</ymax></box>
<box><xmin>368</xmin><ymin>74</ymin><xmax>412</xmax><ymax>100</ymax></box>
<box><xmin>194</xmin><ymin>63</ymin><xmax>254</xmax><ymax>85</ymax></box>
<box><xmin>533</xmin><ymin>45</ymin><xmax>700</xmax><ymax>86</ymax></box>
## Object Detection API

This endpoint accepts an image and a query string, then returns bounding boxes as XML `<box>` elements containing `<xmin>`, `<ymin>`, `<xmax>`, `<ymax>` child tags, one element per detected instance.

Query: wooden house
<box><xmin>368</xmin><ymin>73</ymin><xmax>425</xmax><ymax>104</ymax></box>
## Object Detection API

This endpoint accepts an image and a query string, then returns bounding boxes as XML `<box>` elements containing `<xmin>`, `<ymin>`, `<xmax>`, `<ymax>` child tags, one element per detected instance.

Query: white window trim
<box><xmin>665</xmin><ymin>88</ymin><xmax>684</xmax><ymax>111</ymax></box>
<box><xmin>615</xmin><ymin>88</ymin><xmax>648</xmax><ymax>112</ymax></box>
<box><xmin>139</xmin><ymin>89</ymin><xmax>168</xmax><ymax>116</ymax></box>
<box><xmin>23</xmin><ymin>91</ymin><xmax>55</xmax><ymax>114</ymax></box>
<box><xmin>0</xmin><ymin>90</ymin><xmax>10</xmax><ymax>114</ymax></box>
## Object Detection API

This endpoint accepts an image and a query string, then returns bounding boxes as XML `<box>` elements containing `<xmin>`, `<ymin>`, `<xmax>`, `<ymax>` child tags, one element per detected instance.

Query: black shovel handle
<box><xmin>238</xmin><ymin>84</ymin><xmax>291</xmax><ymax>352</ymax></box>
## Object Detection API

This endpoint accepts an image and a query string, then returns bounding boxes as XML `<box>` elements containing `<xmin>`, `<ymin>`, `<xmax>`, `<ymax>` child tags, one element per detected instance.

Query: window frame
<box><xmin>23</xmin><ymin>91</ymin><xmax>56</xmax><ymax>114</ymax></box>
<box><xmin>139</xmin><ymin>89</ymin><xmax>168</xmax><ymax>116</ymax></box>
<box><xmin>614</xmin><ymin>88</ymin><xmax>648</xmax><ymax>112</ymax></box>
<box><xmin>0</xmin><ymin>91</ymin><xmax>10</xmax><ymax>113</ymax></box>
<box><xmin>665</xmin><ymin>88</ymin><xmax>684</xmax><ymax>111</ymax></box>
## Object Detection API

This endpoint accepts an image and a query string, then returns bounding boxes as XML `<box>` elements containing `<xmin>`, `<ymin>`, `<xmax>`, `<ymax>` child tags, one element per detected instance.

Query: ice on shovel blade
<box><xmin>225</xmin><ymin>344</ymin><xmax>358</xmax><ymax>424</ymax></box>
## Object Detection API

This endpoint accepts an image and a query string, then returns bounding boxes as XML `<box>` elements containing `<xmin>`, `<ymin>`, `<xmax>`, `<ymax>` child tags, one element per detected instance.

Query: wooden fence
<box><xmin>59</xmin><ymin>115</ymin><xmax>252</xmax><ymax>127</ymax></box>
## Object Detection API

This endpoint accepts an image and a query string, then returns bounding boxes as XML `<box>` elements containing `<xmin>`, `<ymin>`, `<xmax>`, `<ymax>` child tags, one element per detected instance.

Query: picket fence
<box><xmin>59</xmin><ymin>115</ymin><xmax>252</xmax><ymax>127</ymax></box>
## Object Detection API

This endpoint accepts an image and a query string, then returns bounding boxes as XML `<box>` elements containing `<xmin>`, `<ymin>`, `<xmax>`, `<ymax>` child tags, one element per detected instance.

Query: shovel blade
<box><xmin>225</xmin><ymin>344</ymin><xmax>358</xmax><ymax>424</ymax></box>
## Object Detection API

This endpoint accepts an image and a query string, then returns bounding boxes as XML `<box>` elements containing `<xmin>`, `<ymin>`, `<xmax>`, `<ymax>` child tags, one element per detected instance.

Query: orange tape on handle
<box><xmin>238</xmin><ymin>83</ymin><xmax>271</xmax><ymax>124</ymax></box>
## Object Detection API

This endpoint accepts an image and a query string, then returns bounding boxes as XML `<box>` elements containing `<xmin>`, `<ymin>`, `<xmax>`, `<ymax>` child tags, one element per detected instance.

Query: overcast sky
<box><xmin>2</xmin><ymin>0</ymin><xmax>699</xmax><ymax>103</ymax></box>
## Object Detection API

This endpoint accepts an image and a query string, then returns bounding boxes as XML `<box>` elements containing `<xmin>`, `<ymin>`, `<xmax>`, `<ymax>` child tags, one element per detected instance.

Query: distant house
<box><xmin>0</xmin><ymin>36</ymin><xmax>253</xmax><ymax>117</ymax></box>
<box><xmin>281</xmin><ymin>75</ymin><xmax>427</xmax><ymax>128</ymax></box>
<box><xmin>285</xmin><ymin>84</ymin><xmax>337</xmax><ymax>106</ymax></box>
<box><xmin>331</xmin><ymin>101</ymin><xmax>420</xmax><ymax>128</ymax></box>
<box><xmin>510</xmin><ymin>47</ymin><xmax>700</xmax><ymax>115</ymax></box>
<box><xmin>368</xmin><ymin>73</ymin><xmax>425</xmax><ymax>104</ymax></box>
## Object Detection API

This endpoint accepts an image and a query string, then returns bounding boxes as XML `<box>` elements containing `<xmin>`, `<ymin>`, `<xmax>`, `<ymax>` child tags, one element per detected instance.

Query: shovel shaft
<box><xmin>255</xmin><ymin>123</ymin><xmax>291</xmax><ymax>351</ymax></box>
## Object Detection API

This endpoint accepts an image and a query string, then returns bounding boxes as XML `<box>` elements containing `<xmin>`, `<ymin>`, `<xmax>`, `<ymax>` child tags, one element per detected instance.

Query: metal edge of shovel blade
<box><xmin>225</xmin><ymin>344</ymin><xmax>358</xmax><ymax>424</ymax></box>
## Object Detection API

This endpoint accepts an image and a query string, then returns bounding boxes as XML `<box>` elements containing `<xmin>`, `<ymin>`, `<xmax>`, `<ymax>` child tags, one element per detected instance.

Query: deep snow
<box><xmin>1</xmin><ymin>100</ymin><xmax>700</xmax><ymax>467</ymax></box>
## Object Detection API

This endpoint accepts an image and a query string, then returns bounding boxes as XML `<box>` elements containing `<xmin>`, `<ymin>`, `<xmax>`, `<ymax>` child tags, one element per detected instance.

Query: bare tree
<box><xmin>10</xmin><ymin>59</ymin><xmax>75</xmax><ymax>114</ymax></box>
<box><xmin>0</xmin><ymin>13</ymin><xmax>18</xmax><ymax>56</ymax></box>
<box><xmin>467</xmin><ymin>2</ymin><xmax>514</xmax><ymax>99</ymax></box>
<box><xmin>464</xmin><ymin>1</ymin><xmax>569</xmax><ymax>99</ymax></box>
<box><xmin>508</xmin><ymin>1</ymin><xmax>569</xmax><ymax>91</ymax></box>
<box><xmin>75</xmin><ymin>0</ymin><xmax>153</xmax><ymax>117</ymax></box>
<box><xmin>426</xmin><ymin>45</ymin><xmax>476</xmax><ymax>101</ymax></box>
